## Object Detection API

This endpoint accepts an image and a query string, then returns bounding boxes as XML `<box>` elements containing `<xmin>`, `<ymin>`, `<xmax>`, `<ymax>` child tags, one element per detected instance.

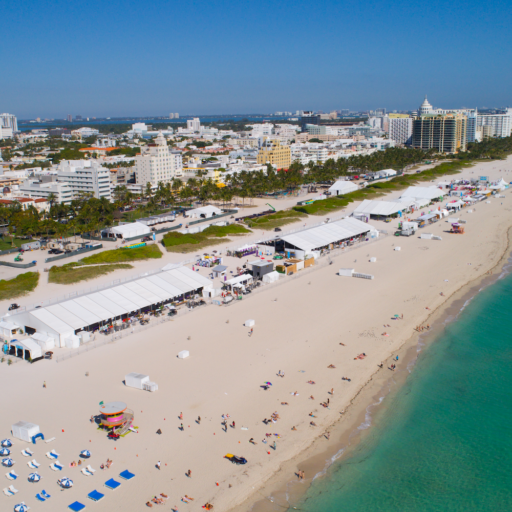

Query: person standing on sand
<box><xmin>156</xmin><ymin>461</ymin><xmax>161</xmax><ymax>470</ymax></box>
<box><xmin>187</xmin><ymin>469</ymin><xmax>192</xmax><ymax>477</ymax></box>
<box><xmin>197</xmin><ymin>416</ymin><xmax>201</xmax><ymax>424</ymax></box>
<box><xmin>43</xmin><ymin>381</ymin><xmax>46</xmax><ymax>388</ymax></box>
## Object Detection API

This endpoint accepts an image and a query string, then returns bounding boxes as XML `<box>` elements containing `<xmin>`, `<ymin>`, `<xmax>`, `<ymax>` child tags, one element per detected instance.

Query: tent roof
<box><xmin>0</xmin><ymin>321</ymin><xmax>18</xmax><ymax>330</ymax></box>
<box><xmin>379</xmin><ymin>168</ymin><xmax>397</xmax><ymax>176</ymax></box>
<box><xmin>225</xmin><ymin>274</ymin><xmax>253</xmax><ymax>286</ymax></box>
<box><xmin>279</xmin><ymin>217</ymin><xmax>374</xmax><ymax>252</ymax></box>
<box><xmin>9</xmin><ymin>338</ymin><xmax>42</xmax><ymax>359</ymax></box>
<box><xmin>110</xmin><ymin>222</ymin><xmax>150</xmax><ymax>235</ymax></box>
<box><xmin>187</xmin><ymin>205</ymin><xmax>222</xmax><ymax>216</ymax></box>
<box><xmin>400</xmin><ymin>186</ymin><xmax>446</xmax><ymax>201</ymax></box>
<box><xmin>7</xmin><ymin>266</ymin><xmax>212</xmax><ymax>336</ymax></box>
<box><xmin>328</xmin><ymin>180</ymin><xmax>358</xmax><ymax>194</ymax></box>
<box><xmin>353</xmin><ymin>199</ymin><xmax>413</xmax><ymax>216</ymax></box>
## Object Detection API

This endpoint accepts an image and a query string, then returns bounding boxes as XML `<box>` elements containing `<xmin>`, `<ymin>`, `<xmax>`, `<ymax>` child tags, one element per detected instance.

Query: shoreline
<box><xmin>229</xmin><ymin>225</ymin><xmax>512</xmax><ymax>512</ymax></box>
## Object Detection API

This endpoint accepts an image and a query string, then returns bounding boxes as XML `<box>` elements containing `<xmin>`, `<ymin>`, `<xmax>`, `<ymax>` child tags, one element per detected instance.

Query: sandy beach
<box><xmin>1</xmin><ymin>157</ymin><xmax>512</xmax><ymax>512</ymax></box>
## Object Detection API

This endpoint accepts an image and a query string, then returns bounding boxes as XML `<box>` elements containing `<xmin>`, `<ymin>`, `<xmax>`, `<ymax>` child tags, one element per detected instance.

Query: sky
<box><xmin>2</xmin><ymin>0</ymin><xmax>512</xmax><ymax>119</ymax></box>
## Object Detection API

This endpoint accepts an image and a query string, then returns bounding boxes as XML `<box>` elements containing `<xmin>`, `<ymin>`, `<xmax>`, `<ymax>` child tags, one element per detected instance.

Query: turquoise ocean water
<box><xmin>294</xmin><ymin>270</ymin><xmax>512</xmax><ymax>512</ymax></box>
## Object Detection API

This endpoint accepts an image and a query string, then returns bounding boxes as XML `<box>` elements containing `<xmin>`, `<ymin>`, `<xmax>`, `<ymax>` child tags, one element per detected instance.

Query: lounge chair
<box><xmin>87</xmin><ymin>490</ymin><xmax>105</xmax><ymax>502</ymax></box>
<box><xmin>8</xmin><ymin>485</ymin><xmax>19</xmax><ymax>494</ymax></box>
<box><xmin>46</xmin><ymin>451</ymin><xmax>59</xmax><ymax>460</ymax></box>
<box><xmin>86</xmin><ymin>465</ymin><xmax>96</xmax><ymax>474</ymax></box>
<box><xmin>81</xmin><ymin>468</ymin><xmax>92</xmax><ymax>476</ymax></box>
<box><xmin>68</xmin><ymin>501</ymin><xmax>86</xmax><ymax>512</ymax></box>
<box><xmin>119</xmin><ymin>470</ymin><xmax>135</xmax><ymax>480</ymax></box>
<box><xmin>104</xmin><ymin>478</ymin><xmax>121</xmax><ymax>490</ymax></box>
<box><xmin>28</xmin><ymin>460</ymin><xmax>40</xmax><ymax>468</ymax></box>
<box><xmin>36</xmin><ymin>493</ymin><xmax>46</xmax><ymax>502</ymax></box>
<box><xmin>3</xmin><ymin>487</ymin><xmax>14</xmax><ymax>496</ymax></box>
<box><xmin>41</xmin><ymin>490</ymin><xmax>51</xmax><ymax>499</ymax></box>
<box><xmin>6</xmin><ymin>471</ymin><xmax>18</xmax><ymax>480</ymax></box>
<box><xmin>50</xmin><ymin>462</ymin><xmax>63</xmax><ymax>471</ymax></box>
<box><xmin>21</xmin><ymin>449</ymin><xmax>33</xmax><ymax>457</ymax></box>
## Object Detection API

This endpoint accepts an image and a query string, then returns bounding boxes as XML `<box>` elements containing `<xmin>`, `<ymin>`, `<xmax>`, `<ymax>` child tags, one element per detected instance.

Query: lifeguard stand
<box><xmin>99</xmin><ymin>402</ymin><xmax>134</xmax><ymax>435</ymax></box>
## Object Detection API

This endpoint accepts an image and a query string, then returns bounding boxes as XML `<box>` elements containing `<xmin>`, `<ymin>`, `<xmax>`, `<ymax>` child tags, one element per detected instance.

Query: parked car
<box><xmin>8</xmin><ymin>303</ymin><xmax>20</xmax><ymax>311</ymax></box>
<box><xmin>142</xmin><ymin>236</ymin><xmax>152</xmax><ymax>242</ymax></box>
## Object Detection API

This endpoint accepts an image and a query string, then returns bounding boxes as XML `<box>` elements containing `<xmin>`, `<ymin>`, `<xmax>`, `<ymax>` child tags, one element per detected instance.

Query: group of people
<box><xmin>100</xmin><ymin>459</ymin><xmax>113</xmax><ymax>470</ymax></box>
<box><xmin>146</xmin><ymin>493</ymin><xmax>168</xmax><ymax>507</ymax></box>
<box><xmin>69</xmin><ymin>460</ymin><xmax>82</xmax><ymax>467</ymax></box>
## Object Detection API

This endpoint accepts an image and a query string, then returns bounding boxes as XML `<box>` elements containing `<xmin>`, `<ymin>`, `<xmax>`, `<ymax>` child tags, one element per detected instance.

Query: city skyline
<box><xmin>3</xmin><ymin>0</ymin><xmax>512</xmax><ymax>118</ymax></box>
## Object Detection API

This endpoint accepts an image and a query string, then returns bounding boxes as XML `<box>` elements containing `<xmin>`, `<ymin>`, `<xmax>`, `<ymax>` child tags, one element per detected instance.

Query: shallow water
<box><xmin>293</xmin><ymin>271</ymin><xmax>512</xmax><ymax>512</ymax></box>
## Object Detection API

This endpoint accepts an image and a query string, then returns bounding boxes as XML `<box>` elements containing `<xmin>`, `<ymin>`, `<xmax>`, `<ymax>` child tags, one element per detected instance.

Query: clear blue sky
<box><xmin>3</xmin><ymin>0</ymin><xmax>512</xmax><ymax>118</ymax></box>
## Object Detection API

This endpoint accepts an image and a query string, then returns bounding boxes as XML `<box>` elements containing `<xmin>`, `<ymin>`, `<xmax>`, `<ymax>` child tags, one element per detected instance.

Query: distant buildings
<box><xmin>476</xmin><ymin>109</ymin><xmax>512</xmax><ymax>139</ymax></box>
<box><xmin>0</xmin><ymin>113</ymin><xmax>17</xmax><ymax>139</ymax></box>
<box><xmin>71</xmin><ymin>127</ymin><xmax>100</xmax><ymax>139</ymax></box>
<box><xmin>134</xmin><ymin>132</ymin><xmax>182</xmax><ymax>188</ymax></box>
<box><xmin>412</xmin><ymin>112</ymin><xmax>467</xmax><ymax>153</ymax></box>
<box><xmin>56</xmin><ymin>160</ymin><xmax>112</xmax><ymax>201</ymax></box>
<box><xmin>169</xmin><ymin>113</ymin><xmax>179</xmax><ymax>119</ymax></box>
<box><xmin>256</xmin><ymin>139</ymin><xmax>291</xmax><ymax>169</ymax></box>
<box><xmin>187</xmin><ymin>118</ymin><xmax>201</xmax><ymax>132</ymax></box>
<box><xmin>67</xmin><ymin>115</ymin><xmax>73</xmax><ymax>122</ymax></box>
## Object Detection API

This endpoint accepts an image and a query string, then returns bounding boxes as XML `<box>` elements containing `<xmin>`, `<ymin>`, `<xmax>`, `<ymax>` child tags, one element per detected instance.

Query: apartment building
<box><xmin>476</xmin><ymin>109</ymin><xmax>512</xmax><ymax>138</ymax></box>
<box><xmin>412</xmin><ymin>113</ymin><xmax>467</xmax><ymax>153</ymax></box>
<box><xmin>56</xmin><ymin>160</ymin><xmax>112</xmax><ymax>200</ymax></box>
<box><xmin>256</xmin><ymin>140</ymin><xmax>291</xmax><ymax>169</ymax></box>
<box><xmin>19</xmin><ymin>180</ymin><xmax>73</xmax><ymax>204</ymax></box>
<box><xmin>134</xmin><ymin>132</ymin><xmax>182</xmax><ymax>187</ymax></box>
<box><xmin>388</xmin><ymin>115</ymin><xmax>413</xmax><ymax>145</ymax></box>
<box><xmin>0</xmin><ymin>113</ymin><xmax>17</xmax><ymax>139</ymax></box>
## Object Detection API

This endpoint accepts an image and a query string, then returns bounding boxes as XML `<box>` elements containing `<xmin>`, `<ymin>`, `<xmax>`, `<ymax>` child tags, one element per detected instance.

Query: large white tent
<box><xmin>102</xmin><ymin>222</ymin><xmax>151</xmax><ymax>239</ymax></box>
<box><xmin>185</xmin><ymin>205</ymin><xmax>222</xmax><ymax>219</ymax></box>
<box><xmin>6</xmin><ymin>266</ymin><xmax>211</xmax><ymax>346</ymax></box>
<box><xmin>400</xmin><ymin>186</ymin><xmax>445</xmax><ymax>202</ymax></box>
<box><xmin>278</xmin><ymin>217</ymin><xmax>377</xmax><ymax>252</ymax></box>
<box><xmin>352</xmin><ymin>199</ymin><xmax>414</xmax><ymax>218</ymax></box>
<box><xmin>328</xmin><ymin>180</ymin><xmax>358</xmax><ymax>196</ymax></box>
<box><xmin>379</xmin><ymin>168</ymin><xmax>397</xmax><ymax>177</ymax></box>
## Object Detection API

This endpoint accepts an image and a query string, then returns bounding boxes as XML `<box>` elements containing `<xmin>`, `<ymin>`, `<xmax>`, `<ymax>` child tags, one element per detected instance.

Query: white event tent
<box><xmin>185</xmin><ymin>205</ymin><xmax>222</xmax><ymax>219</ymax></box>
<box><xmin>6</xmin><ymin>266</ymin><xmax>211</xmax><ymax>346</ymax></box>
<box><xmin>352</xmin><ymin>199</ymin><xmax>414</xmax><ymax>219</ymax></box>
<box><xmin>277</xmin><ymin>217</ymin><xmax>377</xmax><ymax>253</ymax></box>
<box><xmin>102</xmin><ymin>221</ymin><xmax>151</xmax><ymax>239</ymax></box>
<box><xmin>400</xmin><ymin>186</ymin><xmax>445</xmax><ymax>202</ymax></box>
<box><xmin>328</xmin><ymin>180</ymin><xmax>358</xmax><ymax>196</ymax></box>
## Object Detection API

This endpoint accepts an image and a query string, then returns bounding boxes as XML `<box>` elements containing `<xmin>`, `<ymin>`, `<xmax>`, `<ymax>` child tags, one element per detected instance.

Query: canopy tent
<box><xmin>397</xmin><ymin>196</ymin><xmax>430</xmax><ymax>209</ymax></box>
<box><xmin>185</xmin><ymin>205</ymin><xmax>222</xmax><ymax>218</ymax></box>
<box><xmin>352</xmin><ymin>199</ymin><xmax>414</xmax><ymax>218</ymax></box>
<box><xmin>224</xmin><ymin>274</ymin><xmax>253</xmax><ymax>289</ymax></box>
<box><xmin>379</xmin><ymin>168</ymin><xmax>397</xmax><ymax>176</ymax></box>
<box><xmin>489</xmin><ymin>178</ymin><xmax>509</xmax><ymax>190</ymax></box>
<box><xmin>0</xmin><ymin>321</ymin><xmax>20</xmax><ymax>340</ymax></box>
<box><xmin>8</xmin><ymin>338</ymin><xmax>42</xmax><ymax>361</ymax></box>
<box><xmin>400</xmin><ymin>186</ymin><xmax>446</xmax><ymax>202</ymax></box>
<box><xmin>262</xmin><ymin>271</ymin><xmax>280</xmax><ymax>284</ymax></box>
<box><xmin>102</xmin><ymin>222</ymin><xmax>150</xmax><ymax>239</ymax></box>
<box><xmin>30</xmin><ymin>332</ymin><xmax>55</xmax><ymax>351</ymax></box>
<box><xmin>6</xmin><ymin>266</ymin><xmax>211</xmax><ymax>346</ymax></box>
<box><xmin>277</xmin><ymin>217</ymin><xmax>376</xmax><ymax>253</ymax></box>
<box><xmin>12</xmin><ymin>421</ymin><xmax>40</xmax><ymax>443</ymax></box>
<box><xmin>446</xmin><ymin>200</ymin><xmax>465</xmax><ymax>210</ymax></box>
<box><xmin>328</xmin><ymin>180</ymin><xmax>358</xmax><ymax>196</ymax></box>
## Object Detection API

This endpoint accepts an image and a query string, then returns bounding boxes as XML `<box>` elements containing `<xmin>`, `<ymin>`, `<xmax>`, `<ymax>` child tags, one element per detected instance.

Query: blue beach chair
<box><xmin>104</xmin><ymin>478</ymin><xmax>121</xmax><ymax>490</ymax></box>
<box><xmin>36</xmin><ymin>493</ymin><xmax>46</xmax><ymax>502</ymax></box>
<box><xmin>68</xmin><ymin>502</ymin><xmax>86</xmax><ymax>512</ymax></box>
<box><xmin>119</xmin><ymin>470</ymin><xmax>135</xmax><ymax>480</ymax></box>
<box><xmin>41</xmin><ymin>490</ymin><xmax>51</xmax><ymax>499</ymax></box>
<box><xmin>87</xmin><ymin>490</ymin><xmax>105</xmax><ymax>502</ymax></box>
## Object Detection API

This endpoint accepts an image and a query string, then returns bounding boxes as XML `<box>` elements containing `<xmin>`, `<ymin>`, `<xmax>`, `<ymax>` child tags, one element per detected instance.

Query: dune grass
<box><xmin>48</xmin><ymin>263</ymin><xmax>133</xmax><ymax>285</ymax></box>
<box><xmin>244</xmin><ymin>210</ymin><xmax>307</xmax><ymax>230</ymax></box>
<box><xmin>162</xmin><ymin>224</ymin><xmax>250</xmax><ymax>253</ymax></box>
<box><xmin>81</xmin><ymin>244</ymin><xmax>162</xmax><ymax>264</ymax></box>
<box><xmin>0</xmin><ymin>271</ymin><xmax>39</xmax><ymax>301</ymax></box>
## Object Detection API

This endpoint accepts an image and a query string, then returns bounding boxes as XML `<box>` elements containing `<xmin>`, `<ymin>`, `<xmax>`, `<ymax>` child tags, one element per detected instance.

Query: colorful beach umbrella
<box><xmin>80</xmin><ymin>450</ymin><xmax>91</xmax><ymax>458</ymax></box>
<box><xmin>28</xmin><ymin>472</ymin><xmax>41</xmax><ymax>482</ymax></box>
<box><xmin>1</xmin><ymin>439</ymin><xmax>12</xmax><ymax>447</ymax></box>
<box><xmin>2</xmin><ymin>458</ymin><xmax>14</xmax><ymax>467</ymax></box>
<box><xmin>0</xmin><ymin>448</ymin><xmax>10</xmax><ymax>456</ymax></box>
<box><xmin>14</xmin><ymin>504</ymin><xmax>29</xmax><ymax>512</ymax></box>
<box><xmin>60</xmin><ymin>477</ymin><xmax>73</xmax><ymax>488</ymax></box>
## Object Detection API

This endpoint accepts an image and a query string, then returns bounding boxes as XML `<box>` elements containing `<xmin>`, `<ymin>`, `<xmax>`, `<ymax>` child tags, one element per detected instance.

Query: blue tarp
<box><xmin>119</xmin><ymin>470</ymin><xmax>135</xmax><ymax>480</ymax></box>
<box><xmin>68</xmin><ymin>502</ymin><xmax>86</xmax><ymax>512</ymax></box>
<box><xmin>87</xmin><ymin>490</ymin><xmax>105</xmax><ymax>501</ymax></box>
<box><xmin>104</xmin><ymin>478</ymin><xmax>121</xmax><ymax>490</ymax></box>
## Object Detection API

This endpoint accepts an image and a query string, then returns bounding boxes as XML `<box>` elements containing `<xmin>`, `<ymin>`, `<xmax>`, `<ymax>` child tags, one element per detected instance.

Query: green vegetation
<box><xmin>294</xmin><ymin>160</ymin><xmax>475</xmax><ymax>215</ymax></box>
<box><xmin>48</xmin><ymin>263</ymin><xmax>133</xmax><ymax>284</ymax></box>
<box><xmin>162</xmin><ymin>224</ymin><xmax>250</xmax><ymax>252</ymax></box>
<box><xmin>0</xmin><ymin>237</ymin><xmax>25</xmax><ymax>251</ymax></box>
<box><xmin>244</xmin><ymin>209</ymin><xmax>307</xmax><ymax>230</ymax></box>
<box><xmin>81</xmin><ymin>244</ymin><xmax>162</xmax><ymax>264</ymax></box>
<box><xmin>0</xmin><ymin>271</ymin><xmax>39</xmax><ymax>301</ymax></box>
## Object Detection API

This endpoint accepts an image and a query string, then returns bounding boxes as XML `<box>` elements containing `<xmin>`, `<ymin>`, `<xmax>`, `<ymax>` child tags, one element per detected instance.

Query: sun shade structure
<box><xmin>119</xmin><ymin>470</ymin><xmax>135</xmax><ymax>480</ymax></box>
<box><xmin>104</xmin><ymin>478</ymin><xmax>121</xmax><ymax>490</ymax></box>
<box><xmin>101</xmin><ymin>221</ymin><xmax>150</xmax><ymax>239</ymax></box>
<box><xmin>1</xmin><ymin>439</ymin><xmax>12</xmax><ymax>448</ymax></box>
<box><xmin>28</xmin><ymin>472</ymin><xmax>41</xmax><ymax>482</ymax></box>
<box><xmin>0</xmin><ymin>448</ymin><xmax>10</xmax><ymax>456</ymax></box>
<box><xmin>276</xmin><ymin>217</ymin><xmax>376</xmax><ymax>253</ymax></box>
<box><xmin>352</xmin><ymin>199</ymin><xmax>415</xmax><ymax>219</ymax></box>
<box><xmin>328</xmin><ymin>180</ymin><xmax>358</xmax><ymax>195</ymax></box>
<box><xmin>14</xmin><ymin>503</ymin><xmax>29</xmax><ymax>512</ymax></box>
<box><xmin>80</xmin><ymin>450</ymin><xmax>91</xmax><ymax>459</ymax></box>
<box><xmin>60</xmin><ymin>477</ymin><xmax>73</xmax><ymax>488</ymax></box>
<box><xmin>185</xmin><ymin>205</ymin><xmax>222</xmax><ymax>218</ymax></box>
<box><xmin>7</xmin><ymin>266</ymin><xmax>211</xmax><ymax>346</ymax></box>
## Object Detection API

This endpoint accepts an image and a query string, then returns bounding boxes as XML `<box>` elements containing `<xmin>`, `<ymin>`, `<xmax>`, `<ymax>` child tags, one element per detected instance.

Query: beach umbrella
<box><xmin>14</xmin><ymin>504</ymin><xmax>29</xmax><ymax>512</ymax></box>
<box><xmin>60</xmin><ymin>477</ymin><xmax>73</xmax><ymax>488</ymax></box>
<box><xmin>266</xmin><ymin>382</ymin><xmax>272</xmax><ymax>386</ymax></box>
<box><xmin>1</xmin><ymin>439</ymin><xmax>12</xmax><ymax>448</ymax></box>
<box><xmin>80</xmin><ymin>450</ymin><xmax>91</xmax><ymax>458</ymax></box>
<box><xmin>0</xmin><ymin>448</ymin><xmax>10</xmax><ymax>456</ymax></box>
<box><xmin>2</xmin><ymin>458</ymin><xmax>14</xmax><ymax>467</ymax></box>
<box><xmin>28</xmin><ymin>472</ymin><xmax>41</xmax><ymax>482</ymax></box>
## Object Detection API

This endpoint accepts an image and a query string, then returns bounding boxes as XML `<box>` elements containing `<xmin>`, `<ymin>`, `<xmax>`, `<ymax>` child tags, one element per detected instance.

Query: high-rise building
<box><xmin>134</xmin><ymin>132</ymin><xmax>182</xmax><ymax>187</ymax></box>
<box><xmin>186</xmin><ymin>118</ymin><xmax>201</xmax><ymax>132</ymax></box>
<box><xmin>0</xmin><ymin>113</ymin><xmax>18</xmax><ymax>133</ymax></box>
<box><xmin>256</xmin><ymin>139</ymin><xmax>291</xmax><ymax>169</ymax></box>
<box><xmin>56</xmin><ymin>160</ymin><xmax>112</xmax><ymax>201</ymax></box>
<box><xmin>67</xmin><ymin>114</ymin><xmax>73</xmax><ymax>122</ymax></box>
<box><xmin>412</xmin><ymin>113</ymin><xmax>467</xmax><ymax>153</ymax></box>
<box><xmin>388</xmin><ymin>115</ymin><xmax>413</xmax><ymax>145</ymax></box>
<box><xmin>169</xmin><ymin>113</ymin><xmax>174</xmax><ymax>119</ymax></box>
<box><xmin>174</xmin><ymin>113</ymin><xmax>179</xmax><ymax>119</ymax></box>
<box><xmin>300</xmin><ymin>113</ymin><xmax>320</xmax><ymax>132</ymax></box>
<box><xmin>75</xmin><ymin>115</ymin><xmax>83</xmax><ymax>121</ymax></box>
<box><xmin>476</xmin><ymin>109</ymin><xmax>512</xmax><ymax>138</ymax></box>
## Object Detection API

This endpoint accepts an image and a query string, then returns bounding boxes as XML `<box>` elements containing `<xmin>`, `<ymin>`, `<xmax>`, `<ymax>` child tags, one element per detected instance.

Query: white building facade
<box><xmin>0</xmin><ymin>113</ymin><xmax>18</xmax><ymax>135</ymax></box>
<box><xmin>388</xmin><ymin>117</ymin><xmax>413</xmax><ymax>145</ymax></box>
<box><xmin>56</xmin><ymin>160</ymin><xmax>111</xmax><ymax>201</ymax></box>
<box><xmin>134</xmin><ymin>132</ymin><xmax>182</xmax><ymax>187</ymax></box>
<box><xmin>476</xmin><ymin>110</ymin><xmax>512</xmax><ymax>138</ymax></box>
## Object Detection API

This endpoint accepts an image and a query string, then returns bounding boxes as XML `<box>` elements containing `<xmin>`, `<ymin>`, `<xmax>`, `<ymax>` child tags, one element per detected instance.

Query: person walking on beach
<box><xmin>187</xmin><ymin>469</ymin><xmax>192</xmax><ymax>478</ymax></box>
<box><xmin>197</xmin><ymin>416</ymin><xmax>201</xmax><ymax>424</ymax></box>
<box><xmin>179</xmin><ymin>412</ymin><xmax>183</xmax><ymax>420</ymax></box>
<box><xmin>43</xmin><ymin>381</ymin><xmax>46</xmax><ymax>388</ymax></box>
<box><xmin>156</xmin><ymin>461</ymin><xmax>161</xmax><ymax>470</ymax></box>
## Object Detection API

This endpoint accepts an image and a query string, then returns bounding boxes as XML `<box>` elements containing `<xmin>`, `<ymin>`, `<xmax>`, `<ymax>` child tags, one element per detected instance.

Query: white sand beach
<box><xmin>1</xmin><ymin>157</ymin><xmax>512</xmax><ymax>512</ymax></box>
